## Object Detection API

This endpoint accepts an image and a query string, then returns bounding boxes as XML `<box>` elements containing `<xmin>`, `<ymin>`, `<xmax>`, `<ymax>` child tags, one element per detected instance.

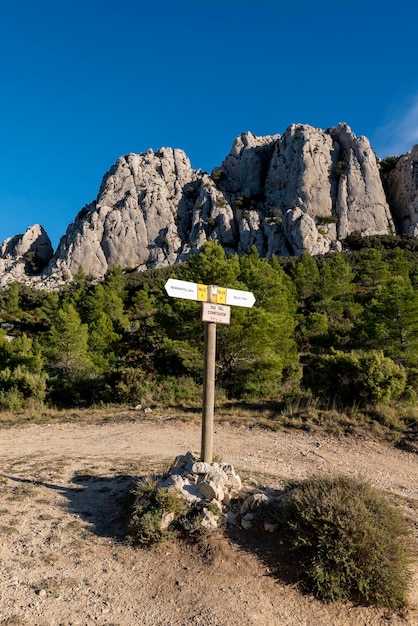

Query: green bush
<box><xmin>111</xmin><ymin>367</ymin><xmax>157</xmax><ymax>405</ymax></box>
<box><xmin>0</xmin><ymin>365</ymin><xmax>47</xmax><ymax>410</ymax></box>
<box><xmin>129</xmin><ymin>476</ymin><xmax>187</xmax><ymax>545</ymax></box>
<box><xmin>379</xmin><ymin>155</ymin><xmax>399</xmax><ymax>174</ymax></box>
<box><xmin>334</xmin><ymin>160</ymin><xmax>348</xmax><ymax>178</ymax></box>
<box><xmin>304</xmin><ymin>349</ymin><xmax>407</xmax><ymax>407</ymax></box>
<box><xmin>278</xmin><ymin>475</ymin><xmax>412</xmax><ymax>607</ymax></box>
<box><xmin>129</xmin><ymin>475</ymin><xmax>215</xmax><ymax>547</ymax></box>
<box><xmin>156</xmin><ymin>376</ymin><xmax>201</xmax><ymax>406</ymax></box>
<box><xmin>211</xmin><ymin>167</ymin><xmax>225</xmax><ymax>184</ymax></box>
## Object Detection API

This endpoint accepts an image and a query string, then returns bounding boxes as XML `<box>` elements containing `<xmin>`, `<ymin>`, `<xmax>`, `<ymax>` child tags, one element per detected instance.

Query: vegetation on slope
<box><xmin>0</xmin><ymin>236</ymin><xmax>417</xmax><ymax>447</ymax></box>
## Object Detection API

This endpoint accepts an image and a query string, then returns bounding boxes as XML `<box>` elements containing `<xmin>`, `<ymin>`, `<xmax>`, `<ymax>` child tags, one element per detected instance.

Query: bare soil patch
<box><xmin>0</xmin><ymin>415</ymin><xmax>417</xmax><ymax>625</ymax></box>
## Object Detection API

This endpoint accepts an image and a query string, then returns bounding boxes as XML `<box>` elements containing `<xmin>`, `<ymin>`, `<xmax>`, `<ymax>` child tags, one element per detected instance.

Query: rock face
<box><xmin>45</xmin><ymin>148</ymin><xmax>202</xmax><ymax>281</ymax></box>
<box><xmin>190</xmin><ymin>123</ymin><xmax>393</xmax><ymax>260</ymax></box>
<box><xmin>385</xmin><ymin>145</ymin><xmax>418</xmax><ymax>236</ymax></box>
<box><xmin>0</xmin><ymin>225</ymin><xmax>53</xmax><ymax>288</ymax></box>
<box><xmin>2</xmin><ymin>122</ymin><xmax>415</xmax><ymax>288</ymax></box>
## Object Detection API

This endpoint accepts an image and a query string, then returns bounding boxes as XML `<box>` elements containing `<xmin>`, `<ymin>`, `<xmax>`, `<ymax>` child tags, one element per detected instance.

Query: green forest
<box><xmin>1</xmin><ymin>235</ymin><xmax>418</xmax><ymax>443</ymax></box>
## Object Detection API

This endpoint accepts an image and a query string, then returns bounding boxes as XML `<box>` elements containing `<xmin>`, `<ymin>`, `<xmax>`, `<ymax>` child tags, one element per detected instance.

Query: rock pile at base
<box><xmin>158</xmin><ymin>451</ymin><xmax>283</xmax><ymax>532</ymax></box>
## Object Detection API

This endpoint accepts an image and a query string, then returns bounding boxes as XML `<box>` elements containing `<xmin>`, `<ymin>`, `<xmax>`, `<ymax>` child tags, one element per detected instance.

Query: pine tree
<box><xmin>356</xmin><ymin>275</ymin><xmax>418</xmax><ymax>365</ymax></box>
<box><xmin>47</xmin><ymin>304</ymin><xmax>93</xmax><ymax>380</ymax></box>
<box><xmin>88</xmin><ymin>312</ymin><xmax>121</xmax><ymax>372</ymax></box>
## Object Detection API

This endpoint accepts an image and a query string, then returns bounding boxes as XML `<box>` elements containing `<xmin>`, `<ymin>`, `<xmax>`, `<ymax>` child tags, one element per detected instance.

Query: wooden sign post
<box><xmin>165</xmin><ymin>278</ymin><xmax>255</xmax><ymax>462</ymax></box>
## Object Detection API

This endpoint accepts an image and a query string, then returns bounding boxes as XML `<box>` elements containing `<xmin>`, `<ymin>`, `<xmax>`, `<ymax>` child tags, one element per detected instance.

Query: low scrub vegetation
<box><xmin>128</xmin><ymin>470</ymin><xmax>415</xmax><ymax>610</ymax></box>
<box><xmin>129</xmin><ymin>475</ymin><xmax>213</xmax><ymax>546</ymax></box>
<box><xmin>277</xmin><ymin>475</ymin><xmax>413</xmax><ymax>607</ymax></box>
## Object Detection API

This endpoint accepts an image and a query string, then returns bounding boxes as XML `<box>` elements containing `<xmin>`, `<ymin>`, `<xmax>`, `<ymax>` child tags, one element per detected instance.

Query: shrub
<box><xmin>156</xmin><ymin>376</ymin><xmax>201</xmax><ymax>406</ymax></box>
<box><xmin>129</xmin><ymin>476</ymin><xmax>187</xmax><ymax>545</ymax></box>
<box><xmin>111</xmin><ymin>367</ymin><xmax>157</xmax><ymax>405</ymax></box>
<box><xmin>334</xmin><ymin>160</ymin><xmax>348</xmax><ymax>178</ymax></box>
<box><xmin>379</xmin><ymin>155</ymin><xmax>400</xmax><ymax>174</ymax></box>
<box><xmin>129</xmin><ymin>475</ymin><xmax>215</xmax><ymax>547</ymax></box>
<box><xmin>211</xmin><ymin>167</ymin><xmax>225</xmax><ymax>184</ymax></box>
<box><xmin>277</xmin><ymin>475</ymin><xmax>412</xmax><ymax>607</ymax></box>
<box><xmin>215</xmin><ymin>196</ymin><xmax>227</xmax><ymax>208</ymax></box>
<box><xmin>316</xmin><ymin>215</ymin><xmax>338</xmax><ymax>225</ymax></box>
<box><xmin>0</xmin><ymin>365</ymin><xmax>47</xmax><ymax>410</ymax></box>
<box><xmin>304</xmin><ymin>349</ymin><xmax>407</xmax><ymax>407</ymax></box>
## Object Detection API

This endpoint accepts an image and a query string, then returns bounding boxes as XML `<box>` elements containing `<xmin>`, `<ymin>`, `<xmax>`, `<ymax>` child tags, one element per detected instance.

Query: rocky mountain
<box><xmin>0</xmin><ymin>225</ymin><xmax>53</xmax><ymax>287</ymax></box>
<box><xmin>1</xmin><ymin>122</ymin><xmax>417</xmax><ymax>289</ymax></box>
<box><xmin>384</xmin><ymin>144</ymin><xmax>418</xmax><ymax>236</ymax></box>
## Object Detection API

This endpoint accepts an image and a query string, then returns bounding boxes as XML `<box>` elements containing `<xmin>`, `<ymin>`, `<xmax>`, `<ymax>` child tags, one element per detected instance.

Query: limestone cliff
<box><xmin>0</xmin><ymin>225</ymin><xmax>53</xmax><ymax>288</ymax></box>
<box><xmin>1</xmin><ymin>122</ymin><xmax>415</xmax><ymax>288</ymax></box>
<box><xmin>385</xmin><ymin>145</ymin><xmax>418</xmax><ymax>236</ymax></box>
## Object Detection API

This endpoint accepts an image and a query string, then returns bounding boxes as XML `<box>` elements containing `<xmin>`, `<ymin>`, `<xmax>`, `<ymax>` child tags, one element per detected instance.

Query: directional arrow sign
<box><xmin>225</xmin><ymin>288</ymin><xmax>256</xmax><ymax>308</ymax></box>
<box><xmin>164</xmin><ymin>278</ymin><xmax>207</xmax><ymax>301</ymax></box>
<box><xmin>165</xmin><ymin>278</ymin><xmax>255</xmax><ymax>308</ymax></box>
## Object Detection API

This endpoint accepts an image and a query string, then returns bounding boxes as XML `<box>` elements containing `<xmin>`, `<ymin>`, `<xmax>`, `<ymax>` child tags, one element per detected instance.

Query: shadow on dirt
<box><xmin>8</xmin><ymin>473</ymin><xmax>136</xmax><ymax>540</ymax></box>
<box><xmin>225</xmin><ymin>522</ymin><xmax>300</xmax><ymax>589</ymax></box>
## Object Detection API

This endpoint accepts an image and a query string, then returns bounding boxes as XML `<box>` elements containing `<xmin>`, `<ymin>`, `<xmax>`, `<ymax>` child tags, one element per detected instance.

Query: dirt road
<box><xmin>0</xmin><ymin>416</ymin><xmax>417</xmax><ymax>625</ymax></box>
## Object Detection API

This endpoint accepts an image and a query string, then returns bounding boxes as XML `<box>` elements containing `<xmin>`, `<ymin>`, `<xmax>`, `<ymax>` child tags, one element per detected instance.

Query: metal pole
<box><xmin>201</xmin><ymin>321</ymin><xmax>216</xmax><ymax>462</ymax></box>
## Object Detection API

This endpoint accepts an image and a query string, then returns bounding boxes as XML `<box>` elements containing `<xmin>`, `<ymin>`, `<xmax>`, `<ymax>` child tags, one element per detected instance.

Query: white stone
<box><xmin>198</xmin><ymin>480</ymin><xmax>224</xmax><ymax>503</ymax></box>
<box><xmin>191</xmin><ymin>462</ymin><xmax>212</xmax><ymax>475</ymax></box>
<box><xmin>240</xmin><ymin>493</ymin><xmax>269</xmax><ymax>515</ymax></box>
<box><xmin>160</xmin><ymin>511</ymin><xmax>176</xmax><ymax>530</ymax></box>
<box><xmin>200</xmin><ymin>508</ymin><xmax>219</xmax><ymax>529</ymax></box>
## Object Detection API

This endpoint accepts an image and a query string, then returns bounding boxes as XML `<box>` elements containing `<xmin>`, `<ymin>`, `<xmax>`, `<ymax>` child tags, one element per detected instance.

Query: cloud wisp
<box><xmin>373</xmin><ymin>94</ymin><xmax>418</xmax><ymax>157</ymax></box>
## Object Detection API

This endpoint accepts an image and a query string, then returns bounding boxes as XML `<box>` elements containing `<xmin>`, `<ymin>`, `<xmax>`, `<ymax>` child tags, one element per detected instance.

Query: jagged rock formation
<box><xmin>0</xmin><ymin>225</ymin><xmax>53</xmax><ymax>288</ymax></box>
<box><xmin>2</xmin><ymin>122</ymin><xmax>417</xmax><ymax>289</ymax></box>
<box><xmin>221</xmin><ymin>123</ymin><xmax>394</xmax><ymax>257</ymax></box>
<box><xmin>385</xmin><ymin>145</ymin><xmax>418</xmax><ymax>236</ymax></box>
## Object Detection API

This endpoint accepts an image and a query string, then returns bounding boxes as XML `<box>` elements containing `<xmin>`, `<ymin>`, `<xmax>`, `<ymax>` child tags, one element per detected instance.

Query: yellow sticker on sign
<box><xmin>216</xmin><ymin>287</ymin><xmax>227</xmax><ymax>304</ymax></box>
<box><xmin>197</xmin><ymin>284</ymin><xmax>208</xmax><ymax>301</ymax></box>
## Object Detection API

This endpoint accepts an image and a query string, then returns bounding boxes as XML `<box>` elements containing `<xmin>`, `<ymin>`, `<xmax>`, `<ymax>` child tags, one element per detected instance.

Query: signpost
<box><xmin>164</xmin><ymin>278</ymin><xmax>255</xmax><ymax>308</ymax></box>
<box><xmin>164</xmin><ymin>278</ymin><xmax>255</xmax><ymax>462</ymax></box>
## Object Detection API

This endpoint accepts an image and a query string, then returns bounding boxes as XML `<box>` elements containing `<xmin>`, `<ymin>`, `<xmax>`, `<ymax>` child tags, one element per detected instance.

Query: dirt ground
<box><xmin>0</xmin><ymin>414</ymin><xmax>417</xmax><ymax>626</ymax></box>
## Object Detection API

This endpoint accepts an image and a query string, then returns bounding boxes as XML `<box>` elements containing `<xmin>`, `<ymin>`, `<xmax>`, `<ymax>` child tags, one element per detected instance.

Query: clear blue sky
<box><xmin>1</xmin><ymin>0</ymin><xmax>418</xmax><ymax>250</ymax></box>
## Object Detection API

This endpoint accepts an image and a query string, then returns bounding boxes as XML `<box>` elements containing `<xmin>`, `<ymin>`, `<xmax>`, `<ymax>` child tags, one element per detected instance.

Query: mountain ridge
<box><xmin>1</xmin><ymin>122</ymin><xmax>417</xmax><ymax>289</ymax></box>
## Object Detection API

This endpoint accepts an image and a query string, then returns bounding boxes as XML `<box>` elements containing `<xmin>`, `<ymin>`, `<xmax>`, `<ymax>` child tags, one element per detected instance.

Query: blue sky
<box><xmin>1</xmin><ymin>0</ymin><xmax>418</xmax><ymax>250</ymax></box>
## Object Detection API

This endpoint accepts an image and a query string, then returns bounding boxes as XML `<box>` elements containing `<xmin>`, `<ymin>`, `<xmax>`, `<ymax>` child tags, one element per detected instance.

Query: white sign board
<box><xmin>201</xmin><ymin>302</ymin><xmax>231</xmax><ymax>325</ymax></box>
<box><xmin>164</xmin><ymin>278</ymin><xmax>255</xmax><ymax>308</ymax></box>
<box><xmin>225</xmin><ymin>288</ymin><xmax>256</xmax><ymax>308</ymax></box>
<box><xmin>165</xmin><ymin>278</ymin><xmax>204</xmax><ymax>301</ymax></box>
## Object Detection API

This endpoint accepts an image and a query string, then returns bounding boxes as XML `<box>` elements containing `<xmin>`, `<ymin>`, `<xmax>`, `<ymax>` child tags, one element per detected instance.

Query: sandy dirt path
<box><xmin>0</xmin><ymin>417</ymin><xmax>417</xmax><ymax>625</ymax></box>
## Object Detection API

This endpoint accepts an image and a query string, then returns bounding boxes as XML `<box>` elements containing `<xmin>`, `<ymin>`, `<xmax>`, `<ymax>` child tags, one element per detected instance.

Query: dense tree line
<box><xmin>1</xmin><ymin>236</ymin><xmax>418</xmax><ymax>412</ymax></box>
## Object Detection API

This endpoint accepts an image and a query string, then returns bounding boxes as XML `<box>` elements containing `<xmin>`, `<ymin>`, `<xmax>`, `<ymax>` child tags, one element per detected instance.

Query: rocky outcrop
<box><xmin>0</xmin><ymin>225</ymin><xmax>53</xmax><ymax>288</ymax></box>
<box><xmin>331</xmin><ymin>124</ymin><xmax>395</xmax><ymax>238</ymax></box>
<box><xmin>42</xmin><ymin>148</ymin><xmax>241</xmax><ymax>284</ymax></box>
<box><xmin>385</xmin><ymin>145</ymin><xmax>418</xmax><ymax>236</ymax></box>
<box><xmin>0</xmin><ymin>123</ymin><xmax>409</xmax><ymax>288</ymax></box>
<box><xmin>215</xmin><ymin>123</ymin><xmax>394</xmax><ymax>257</ymax></box>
